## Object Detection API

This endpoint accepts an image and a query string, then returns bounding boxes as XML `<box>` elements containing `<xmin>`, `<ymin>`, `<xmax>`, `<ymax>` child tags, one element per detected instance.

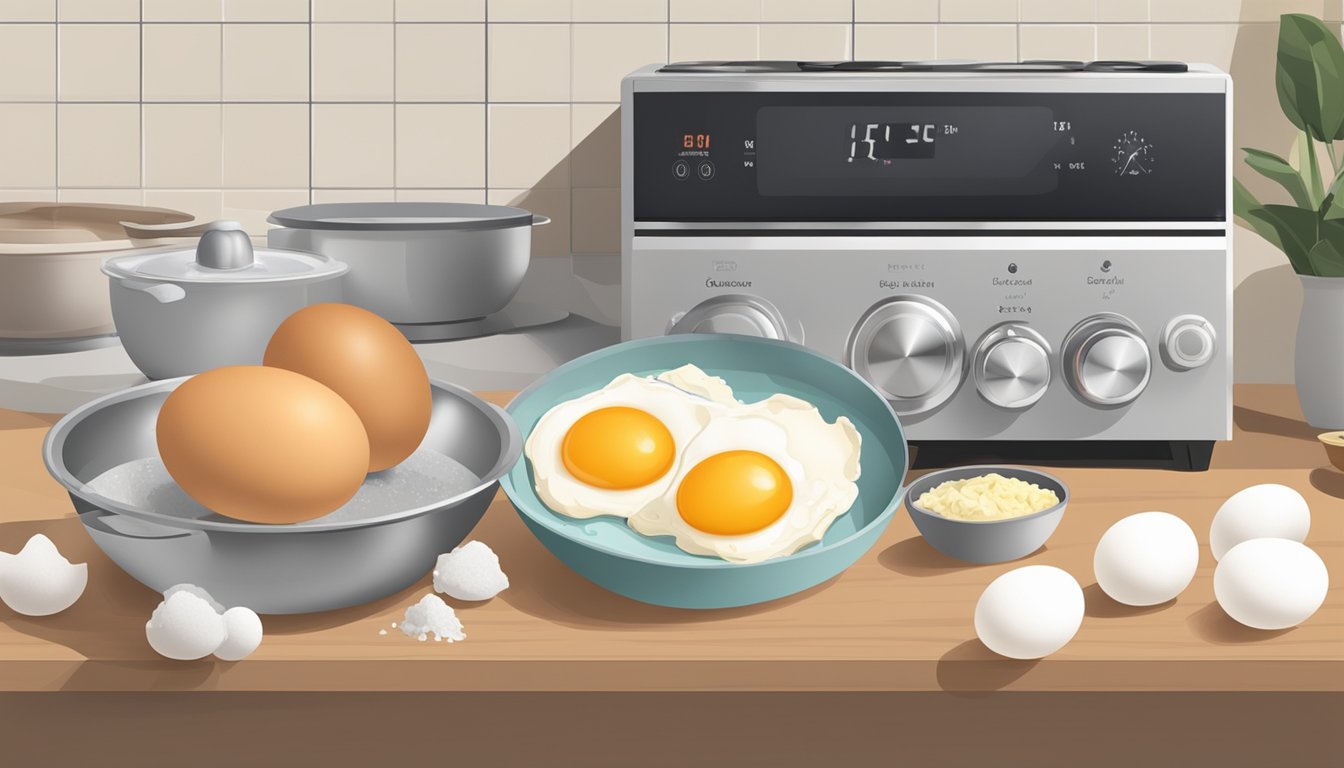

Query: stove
<box><xmin>620</xmin><ymin>60</ymin><xmax>1232</xmax><ymax>470</ymax></box>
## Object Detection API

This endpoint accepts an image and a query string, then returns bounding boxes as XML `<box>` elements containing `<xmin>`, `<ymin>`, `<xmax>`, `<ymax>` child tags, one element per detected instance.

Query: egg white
<box><xmin>524</xmin><ymin>373</ymin><xmax>725</xmax><ymax>519</ymax></box>
<box><xmin>629</xmin><ymin>402</ymin><xmax>861</xmax><ymax>564</ymax></box>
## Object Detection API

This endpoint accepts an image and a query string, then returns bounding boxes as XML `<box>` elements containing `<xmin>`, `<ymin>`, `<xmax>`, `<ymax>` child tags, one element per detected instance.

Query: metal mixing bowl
<box><xmin>42</xmin><ymin>377</ymin><xmax>520</xmax><ymax>614</ymax></box>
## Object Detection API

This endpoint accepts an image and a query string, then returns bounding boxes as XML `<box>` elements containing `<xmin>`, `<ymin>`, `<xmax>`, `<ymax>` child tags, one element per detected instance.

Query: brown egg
<box><xmin>156</xmin><ymin>366</ymin><xmax>370</xmax><ymax>524</ymax></box>
<box><xmin>264</xmin><ymin>303</ymin><xmax>432</xmax><ymax>472</ymax></box>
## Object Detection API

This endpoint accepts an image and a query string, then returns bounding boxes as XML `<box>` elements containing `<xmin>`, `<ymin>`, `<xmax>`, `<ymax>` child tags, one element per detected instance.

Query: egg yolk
<box><xmin>676</xmin><ymin>450</ymin><xmax>793</xmax><ymax>536</ymax></box>
<box><xmin>561</xmin><ymin>406</ymin><xmax>675</xmax><ymax>490</ymax></box>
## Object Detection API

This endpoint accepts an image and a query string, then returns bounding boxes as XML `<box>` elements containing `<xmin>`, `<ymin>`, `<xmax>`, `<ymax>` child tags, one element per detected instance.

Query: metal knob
<box><xmin>195</xmin><ymin>221</ymin><xmax>253</xmax><ymax>271</ymax></box>
<box><xmin>1161</xmin><ymin>314</ymin><xmax>1216</xmax><ymax>370</ymax></box>
<box><xmin>1063</xmin><ymin>314</ymin><xmax>1151</xmax><ymax>406</ymax></box>
<box><xmin>847</xmin><ymin>295</ymin><xmax>965</xmax><ymax>415</ymax></box>
<box><xmin>668</xmin><ymin>294</ymin><xmax>791</xmax><ymax>341</ymax></box>
<box><xmin>973</xmin><ymin>324</ymin><xmax>1052</xmax><ymax>409</ymax></box>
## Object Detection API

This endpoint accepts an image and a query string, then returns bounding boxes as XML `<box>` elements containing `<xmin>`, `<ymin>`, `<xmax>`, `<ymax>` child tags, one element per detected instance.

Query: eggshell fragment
<box><xmin>215</xmin><ymin>607</ymin><xmax>264</xmax><ymax>661</ymax></box>
<box><xmin>146</xmin><ymin>589</ymin><xmax>226</xmax><ymax>661</ymax></box>
<box><xmin>433</xmin><ymin>541</ymin><xmax>509</xmax><ymax>601</ymax></box>
<box><xmin>0</xmin><ymin>534</ymin><xmax>88</xmax><ymax>616</ymax></box>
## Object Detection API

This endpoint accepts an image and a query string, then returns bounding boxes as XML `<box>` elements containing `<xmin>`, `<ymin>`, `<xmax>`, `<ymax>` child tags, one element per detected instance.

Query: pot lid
<box><xmin>267</xmin><ymin>202</ymin><xmax>537</xmax><ymax>232</ymax></box>
<box><xmin>103</xmin><ymin>222</ymin><xmax>347</xmax><ymax>284</ymax></box>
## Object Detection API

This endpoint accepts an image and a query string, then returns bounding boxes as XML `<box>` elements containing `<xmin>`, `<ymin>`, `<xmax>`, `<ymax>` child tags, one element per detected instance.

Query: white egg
<box><xmin>433</xmin><ymin>540</ymin><xmax>509</xmax><ymax>601</ymax></box>
<box><xmin>1093</xmin><ymin>512</ymin><xmax>1199</xmax><ymax>606</ymax></box>
<box><xmin>145</xmin><ymin>588</ymin><xmax>226</xmax><ymax>661</ymax></box>
<box><xmin>1214</xmin><ymin>538</ymin><xmax>1328</xmax><ymax>630</ymax></box>
<box><xmin>974</xmin><ymin>565</ymin><xmax>1084</xmax><ymax>659</ymax></box>
<box><xmin>0</xmin><ymin>534</ymin><xmax>88</xmax><ymax>616</ymax></box>
<box><xmin>629</xmin><ymin>399</ymin><xmax>861</xmax><ymax>564</ymax></box>
<box><xmin>214</xmin><ymin>606</ymin><xmax>264</xmax><ymax>661</ymax></box>
<box><xmin>1210</xmin><ymin>484</ymin><xmax>1309</xmax><ymax>561</ymax></box>
<box><xmin>525</xmin><ymin>368</ymin><xmax>726</xmax><ymax>520</ymax></box>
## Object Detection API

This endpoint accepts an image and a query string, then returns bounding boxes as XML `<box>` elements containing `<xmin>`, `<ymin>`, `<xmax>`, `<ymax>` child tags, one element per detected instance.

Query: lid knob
<box><xmin>195</xmin><ymin>221</ymin><xmax>253</xmax><ymax>270</ymax></box>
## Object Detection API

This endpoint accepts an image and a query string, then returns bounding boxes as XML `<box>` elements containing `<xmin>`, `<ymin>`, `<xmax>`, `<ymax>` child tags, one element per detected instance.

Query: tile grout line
<box><xmin>484</xmin><ymin>0</ymin><xmax>489</xmax><ymax>208</ymax></box>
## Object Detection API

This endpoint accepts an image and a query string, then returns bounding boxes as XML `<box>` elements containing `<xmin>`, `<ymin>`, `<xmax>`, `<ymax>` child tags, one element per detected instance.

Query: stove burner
<box><xmin>658</xmin><ymin>60</ymin><xmax>1189</xmax><ymax>74</ymax></box>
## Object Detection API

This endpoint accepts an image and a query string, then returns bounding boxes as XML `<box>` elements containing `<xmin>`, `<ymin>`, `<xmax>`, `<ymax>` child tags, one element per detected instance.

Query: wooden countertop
<box><xmin>0</xmin><ymin>385</ymin><xmax>1340</xmax><ymax>694</ymax></box>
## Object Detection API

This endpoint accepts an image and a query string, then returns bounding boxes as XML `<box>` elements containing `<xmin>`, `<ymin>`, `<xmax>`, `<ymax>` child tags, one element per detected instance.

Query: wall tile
<box><xmin>58</xmin><ymin>24</ymin><xmax>140</xmax><ymax>101</ymax></box>
<box><xmin>572</xmin><ymin>24</ymin><xmax>666</xmax><ymax>102</ymax></box>
<box><xmin>487</xmin><ymin>188</ymin><xmax>570</xmax><ymax>256</ymax></box>
<box><xmin>58</xmin><ymin>188</ymin><xmax>143</xmax><ymax>204</ymax></box>
<box><xmin>571</xmin><ymin>187</ymin><xmax>619</xmax><ymax>254</ymax></box>
<box><xmin>488</xmin><ymin>104</ymin><xmax>570</xmax><ymax>188</ymax></box>
<box><xmin>1152</xmin><ymin>0</ymin><xmax>1323</xmax><ymax>23</ymax></box>
<box><xmin>396</xmin><ymin>0</ymin><xmax>484</xmax><ymax>21</ymax></box>
<box><xmin>222</xmin><ymin>189</ymin><xmax>310</xmax><ymax>234</ymax></box>
<box><xmin>0</xmin><ymin>189</ymin><xmax>56</xmax><ymax>203</ymax></box>
<box><xmin>57</xmin><ymin>104</ymin><xmax>140</xmax><ymax>187</ymax></box>
<box><xmin>489</xmin><ymin>24</ymin><xmax>570</xmax><ymax>101</ymax></box>
<box><xmin>940</xmin><ymin>0</ymin><xmax>1018</xmax><ymax>23</ymax></box>
<box><xmin>1150</xmin><ymin>24</ymin><xmax>1239</xmax><ymax>72</ymax></box>
<box><xmin>312</xmin><ymin>0</ymin><xmax>393</xmax><ymax>22</ymax></box>
<box><xmin>312</xmin><ymin>24</ymin><xmax>394</xmax><ymax>101</ymax></box>
<box><xmin>59</xmin><ymin>0</ymin><xmax>138</xmax><ymax>22</ymax></box>
<box><xmin>222</xmin><ymin>104</ymin><xmax>309</xmax><ymax>188</ymax></box>
<box><xmin>1020</xmin><ymin>0</ymin><xmax>1096</xmax><ymax>22</ymax></box>
<box><xmin>936</xmin><ymin>24</ymin><xmax>1017</xmax><ymax>59</ymax></box>
<box><xmin>0</xmin><ymin>1</ymin><xmax>54</xmax><ymax>22</ymax></box>
<box><xmin>1097</xmin><ymin>0</ymin><xmax>1147</xmax><ymax>22</ymax></box>
<box><xmin>223</xmin><ymin>0</ymin><xmax>308</xmax><ymax>21</ymax></box>
<box><xmin>670</xmin><ymin>0</ymin><xmax>760</xmax><ymax>22</ymax></box>
<box><xmin>143</xmin><ymin>104</ymin><xmax>222</xmax><ymax>188</ymax></box>
<box><xmin>395</xmin><ymin>189</ymin><xmax>487</xmax><ymax>203</ymax></box>
<box><xmin>223</xmin><ymin>24</ymin><xmax>309</xmax><ymax>101</ymax></box>
<box><xmin>854</xmin><ymin>0</ymin><xmax>938</xmax><ymax>22</ymax></box>
<box><xmin>395</xmin><ymin>24</ymin><xmax>485</xmax><ymax>102</ymax></box>
<box><xmin>489</xmin><ymin>0</ymin><xmax>571</xmax><ymax>22</ymax></box>
<box><xmin>0</xmin><ymin>104</ymin><xmax>55</xmax><ymax>188</ymax></box>
<box><xmin>143</xmin><ymin>0</ymin><xmax>221</xmax><ymax>21</ymax></box>
<box><xmin>142</xmin><ymin>24</ymin><xmax>221</xmax><ymax>102</ymax></box>
<box><xmin>573</xmin><ymin>0</ymin><xmax>666</xmax><ymax>22</ymax></box>
<box><xmin>312</xmin><ymin>104</ymin><xmax>394</xmax><ymax>187</ymax></box>
<box><xmin>571</xmin><ymin>103</ymin><xmax>619</xmax><ymax>187</ymax></box>
<box><xmin>668</xmin><ymin>24</ymin><xmax>758</xmax><ymax>61</ymax></box>
<box><xmin>312</xmin><ymin>189</ymin><xmax>396</xmax><ymax>203</ymax></box>
<box><xmin>762</xmin><ymin>0</ymin><xmax>852</xmax><ymax>23</ymax></box>
<box><xmin>1019</xmin><ymin>24</ymin><xmax>1096</xmax><ymax>61</ymax></box>
<box><xmin>395</xmin><ymin>104</ymin><xmax>485</xmax><ymax>188</ymax></box>
<box><xmin>759</xmin><ymin>24</ymin><xmax>852</xmax><ymax>60</ymax></box>
<box><xmin>0</xmin><ymin>25</ymin><xmax>55</xmax><ymax>100</ymax></box>
<box><xmin>854</xmin><ymin>24</ymin><xmax>938</xmax><ymax>60</ymax></box>
<box><xmin>143</xmin><ymin>189</ymin><xmax>223</xmax><ymax>221</ymax></box>
<box><xmin>1096</xmin><ymin>24</ymin><xmax>1149</xmax><ymax>60</ymax></box>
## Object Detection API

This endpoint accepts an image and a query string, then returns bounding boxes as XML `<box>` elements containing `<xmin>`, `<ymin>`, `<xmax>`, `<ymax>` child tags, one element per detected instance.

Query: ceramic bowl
<box><xmin>903</xmin><ymin>465</ymin><xmax>1068</xmax><ymax>564</ymax></box>
<box><xmin>1319</xmin><ymin>431</ymin><xmax>1344</xmax><ymax>471</ymax></box>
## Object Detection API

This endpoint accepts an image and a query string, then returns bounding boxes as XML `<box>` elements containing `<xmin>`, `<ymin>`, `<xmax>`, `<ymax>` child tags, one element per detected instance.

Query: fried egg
<box><xmin>629</xmin><ymin>396</ymin><xmax>861</xmax><ymax>563</ymax></box>
<box><xmin>524</xmin><ymin>370</ymin><xmax>724</xmax><ymax>519</ymax></box>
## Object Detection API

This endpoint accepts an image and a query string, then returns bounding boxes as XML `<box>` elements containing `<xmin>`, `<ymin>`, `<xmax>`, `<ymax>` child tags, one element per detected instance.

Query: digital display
<box><xmin>682</xmin><ymin>133</ymin><xmax>711</xmax><ymax>149</ymax></box>
<box><xmin>848</xmin><ymin>122</ymin><xmax>936</xmax><ymax>162</ymax></box>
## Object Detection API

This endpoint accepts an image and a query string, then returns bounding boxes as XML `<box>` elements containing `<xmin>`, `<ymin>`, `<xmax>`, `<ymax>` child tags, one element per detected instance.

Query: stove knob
<box><xmin>1161</xmin><ymin>314</ymin><xmax>1216</xmax><ymax>370</ymax></box>
<box><xmin>973</xmin><ymin>324</ymin><xmax>1052</xmax><ymax>409</ymax></box>
<box><xmin>1062</xmin><ymin>314</ymin><xmax>1151</xmax><ymax>406</ymax></box>
<box><xmin>668</xmin><ymin>294</ymin><xmax>790</xmax><ymax>340</ymax></box>
<box><xmin>846</xmin><ymin>295</ymin><xmax>965</xmax><ymax>415</ymax></box>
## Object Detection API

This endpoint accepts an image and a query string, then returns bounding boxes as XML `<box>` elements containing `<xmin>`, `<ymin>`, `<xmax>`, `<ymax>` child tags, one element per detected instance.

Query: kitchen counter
<box><xmin>1</xmin><ymin>385</ymin><xmax>1340</xmax><ymax>764</ymax></box>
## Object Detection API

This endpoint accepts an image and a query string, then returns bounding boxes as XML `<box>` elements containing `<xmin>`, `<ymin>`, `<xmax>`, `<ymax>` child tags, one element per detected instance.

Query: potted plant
<box><xmin>1235</xmin><ymin>14</ymin><xmax>1344</xmax><ymax>428</ymax></box>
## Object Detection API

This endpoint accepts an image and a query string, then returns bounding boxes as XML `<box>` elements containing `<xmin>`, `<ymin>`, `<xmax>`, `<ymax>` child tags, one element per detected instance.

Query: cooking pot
<box><xmin>0</xmin><ymin>202</ymin><xmax>194</xmax><ymax>351</ymax></box>
<box><xmin>103</xmin><ymin>221</ymin><xmax>347</xmax><ymax>380</ymax></box>
<box><xmin>266</xmin><ymin>202</ymin><xmax>549</xmax><ymax>331</ymax></box>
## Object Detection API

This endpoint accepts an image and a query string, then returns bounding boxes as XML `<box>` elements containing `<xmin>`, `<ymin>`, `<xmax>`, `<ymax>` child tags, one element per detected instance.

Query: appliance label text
<box><xmin>880</xmin><ymin>279</ymin><xmax>934</xmax><ymax>289</ymax></box>
<box><xmin>1087</xmin><ymin>276</ymin><xmax>1125</xmax><ymax>285</ymax></box>
<box><xmin>705</xmin><ymin>278</ymin><xmax>752</xmax><ymax>288</ymax></box>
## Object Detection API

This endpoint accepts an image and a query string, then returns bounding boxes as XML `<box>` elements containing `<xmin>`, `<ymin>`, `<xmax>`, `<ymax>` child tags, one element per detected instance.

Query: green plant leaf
<box><xmin>1248</xmin><ymin>203</ymin><xmax>1320</xmax><ymax>274</ymax></box>
<box><xmin>1306</xmin><ymin>239</ymin><xmax>1344</xmax><ymax>276</ymax></box>
<box><xmin>1326</xmin><ymin>192</ymin><xmax>1344</xmax><ymax>221</ymax></box>
<box><xmin>1243</xmin><ymin>147</ymin><xmax>1313</xmax><ymax>207</ymax></box>
<box><xmin>1276</xmin><ymin>14</ymin><xmax>1344</xmax><ymax>141</ymax></box>
<box><xmin>1297</xmin><ymin>130</ymin><xmax>1326</xmax><ymax>207</ymax></box>
<box><xmin>1234</xmin><ymin>178</ymin><xmax>1286</xmax><ymax>251</ymax></box>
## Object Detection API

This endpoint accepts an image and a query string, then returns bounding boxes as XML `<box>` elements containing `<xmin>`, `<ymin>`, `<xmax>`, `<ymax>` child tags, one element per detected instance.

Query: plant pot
<box><xmin>1295</xmin><ymin>275</ymin><xmax>1344</xmax><ymax>428</ymax></box>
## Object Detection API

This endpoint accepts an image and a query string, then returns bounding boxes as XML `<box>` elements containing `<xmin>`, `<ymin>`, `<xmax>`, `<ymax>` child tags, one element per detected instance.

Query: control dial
<box><xmin>1161</xmin><ymin>314</ymin><xmax>1216</xmax><ymax>370</ymax></box>
<box><xmin>1062</xmin><ymin>314</ymin><xmax>1151</xmax><ymax>406</ymax></box>
<box><xmin>847</xmin><ymin>295</ymin><xmax>965</xmax><ymax>415</ymax></box>
<box><xmin>973</xmin><ymin>324</ymin><xmax>1052</xmax><ymax>409</ymax></box>
<box><xmin>668</xmin><ymin>294</ymin><xmax>797</xmax><ymax>342</ymax></box>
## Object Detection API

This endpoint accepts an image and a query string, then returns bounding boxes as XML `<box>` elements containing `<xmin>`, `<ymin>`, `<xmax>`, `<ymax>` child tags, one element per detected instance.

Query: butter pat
<box><xmin>916</xmin><ymin>473</ymin><xmax>1059</xmax><ymax>521</ymax></box>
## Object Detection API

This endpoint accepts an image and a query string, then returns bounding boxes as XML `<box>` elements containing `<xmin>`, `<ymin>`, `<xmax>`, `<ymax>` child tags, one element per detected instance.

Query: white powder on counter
<box><xmin>400</xmin><ymin>594</ymin><xmax>465</xmax><ymax>643</ymax></box>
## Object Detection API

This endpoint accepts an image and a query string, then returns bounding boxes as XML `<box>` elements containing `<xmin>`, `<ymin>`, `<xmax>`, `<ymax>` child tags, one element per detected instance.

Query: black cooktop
<box><xmin>658</xmin><ymin>60</ymin><xmax>1189</xmax><ymax>73</ymax></box>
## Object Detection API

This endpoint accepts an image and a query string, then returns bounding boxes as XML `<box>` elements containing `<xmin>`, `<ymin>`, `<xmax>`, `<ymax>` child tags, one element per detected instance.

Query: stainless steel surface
<box><xmin>269</xmin><ymin>202</ymin><xmax>544</xmax><ymax>232</ymax></box>
<box><xmin>41</xmin><ymin>377</ymin><xmax>522</xmax><ymax>614</ymax></box>
<box><xmin>972</xmin><ymin>324</ymin><xmax>1052</xmax><ymax>409</ymax></box>
<box><xmin>902</xmin><ymin>464</ymin><xmax>1068</xmax><ymax>564</ymax></box>
<box><xmin>268</xmin><ymin>203</ymin><xmax>549</xmax><ymax>326</ymax></box>
<box><xmin>1161</xmin><ymin>313</ymin><xmax>1217</xmax><ymax>370</ymax></box>
<box><xmin>667</xmin><ymin>293</ymin><xmax>795</xmax><ymax>341</ymax></box>
<box><xmin>1063</xmin><ymin>313</ymin><xmax>1152</xmax><ymax>406</ymax></box>
<box><xmin>395</xmin><ymin>301</ymin><xmax>569</xmax><ymax>343</ymax></box>
<box><xmin>194</xmin><ymin>224</ymin><xmax>254</xmax><ymax>271</ymax></box>
<box><xmin>847</xmin><ymin>295</ymin><xmax>964</xmax><ymax>416</ymax></box>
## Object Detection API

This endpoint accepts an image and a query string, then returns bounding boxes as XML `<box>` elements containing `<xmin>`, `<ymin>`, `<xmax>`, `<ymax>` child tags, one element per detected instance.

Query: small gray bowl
<box><xmin>903</xmin><ymin>465</ymin><xmax>1068</xmax><ymax>564</ymax></box>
